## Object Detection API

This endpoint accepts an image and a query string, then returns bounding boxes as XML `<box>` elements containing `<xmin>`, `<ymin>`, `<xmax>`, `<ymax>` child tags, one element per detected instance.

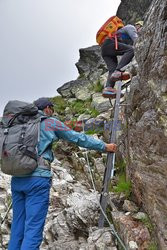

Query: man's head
<box><xmin>135</xmin><ymin>21</ymin><xmax>143</xmax><ymax>32</ymax></box>
<box><xmin>34</xmin><ymin>97</ymin><xmax>54</xmax><ymax>116</ymax></box>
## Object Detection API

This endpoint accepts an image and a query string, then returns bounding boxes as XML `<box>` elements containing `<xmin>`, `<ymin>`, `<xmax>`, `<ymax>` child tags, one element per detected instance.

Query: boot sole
<box><xmin>111</xmin><ymin>73</ymin><xmax>131</xmax><ymax>82</ymax></box>
<box><xmin>102</xmin><ymin>93</ymin><xmax>124</xmax><ymax>99</ymax></box>
<box><xmin>102</xmin><ymin>93</ymin><xmax>116</xmax><ymax>99</ymax></box>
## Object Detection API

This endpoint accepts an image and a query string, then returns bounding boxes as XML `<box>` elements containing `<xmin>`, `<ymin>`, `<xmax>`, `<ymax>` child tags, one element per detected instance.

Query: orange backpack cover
<box><xmin>96</xmin><ymin>16</ymin><xmax>124</xmax><ymax>46</ymax></box>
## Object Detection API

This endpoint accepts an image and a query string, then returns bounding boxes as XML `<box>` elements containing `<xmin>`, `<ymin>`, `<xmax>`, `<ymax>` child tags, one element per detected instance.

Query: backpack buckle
<box><xmin>4</xmin><ymin>128</ymin><xmax>9</xmax><ymax>135</ymax></box>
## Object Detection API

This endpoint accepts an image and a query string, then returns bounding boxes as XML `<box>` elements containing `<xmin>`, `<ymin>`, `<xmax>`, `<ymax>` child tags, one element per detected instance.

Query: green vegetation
<box><xmin>93</xmin><ymin>80</ymin><xmax>103</xmax><ymax>93</ymax></box>
<box><xmin>89</xmin><ymin>108</ymin><xmax>100</xmax><ymax>117</ymax></box>
<box><xmin>6</xmin><ymin>194</ymin><xmax>12</xmax><ymax>207</ymax></box>
<box><xmin>52</xmin><ymin>141</ymin><xmax>59</xmax><ymax>151</ymax></box>
<box><xmin>148</xmin><ymin>242</ymin><xmax>158</xmax><ymax>250</ymax></box>
<box><xmin>113</xmin><ymin>174</ymin><xmax>132</xmax><ymax>197</ymax></box>
<box><xmin>51</xmin><ymin>96</ymin><xmax>67</xmax><ymax>114</ymax></box>
<box><xmin>138</xmin><ymin>215</ymin><xmax>154</xmax><ymax>233</ymax></box>
<box><xmin>85</xmin><ymin>128</ymin><xmax>103</xmax><ymax>136</ymax></box>
<box><xmin>89</xmin><ymin>80</ymin><xmax>103</xmax><ymax>93</ymax></box>
<box><xmin>70</xmin><ymin>99</ymin><xmax>90</xmax><ymax>114</ymax></box>
<box><xmin>51</xmin><ymin>96</ymin><xmax>99</xmax><ymax>118</ymax></box>
<box><xmin>70</xmin><ymin>99</ymin><xmax>100</xmax><ymax>117</ymax></box>
<box><xmin>115</xmin><ymin>159</ymin><xmax>126</xmax><ymax>173</ymax></box>
<box><xmin>137</xmin><ymin>214</ymin><xmax>157</xmax><ymax>249</ymax></box>
<box><xmin>109</xmin><ymin>159</ymin><xmax>132</xmax><ymax>198</ymax></box>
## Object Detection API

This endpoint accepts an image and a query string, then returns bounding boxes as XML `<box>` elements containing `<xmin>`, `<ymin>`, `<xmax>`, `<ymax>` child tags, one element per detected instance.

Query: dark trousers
<box><xmin>101</xmin><ymin>39</ymin><xmax>134</xmax><ymax>87</ymax></box>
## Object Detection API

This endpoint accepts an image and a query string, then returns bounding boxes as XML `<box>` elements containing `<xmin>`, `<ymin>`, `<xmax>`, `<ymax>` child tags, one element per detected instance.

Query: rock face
<box><xmin>126</xmin><ymin>0</ymin><xmax>167</xmax><ymax>248</ymax></box>
<box><xmin>112</xmin><ymin>212</ymin><xmax>151</xmax><ymax>249</ymax></box>
<box><xmin>75</xmin><ymin>46</ymin><xmax>107</xmax><ymax>79</ymax></box>
<box><xmin>117</xmin><ymin>0</ymin><xmax>153</xmax><ymax>24</ymax></box>
<box><xmin>1</xmin><ymin>0</ymin><xmax>167</xmax><ymax>249</ymax></box>
<box><xmin>57</xmin><ymin>46</ymin><xmax>106</xmax><ymax>98</ymax></box>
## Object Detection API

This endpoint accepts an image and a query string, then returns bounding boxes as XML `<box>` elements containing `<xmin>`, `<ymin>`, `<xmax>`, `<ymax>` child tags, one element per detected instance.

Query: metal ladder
<box><xmin>98</xmin><ymin>80</ymin><xmax>122</xmax><ymax>228</ymax></box>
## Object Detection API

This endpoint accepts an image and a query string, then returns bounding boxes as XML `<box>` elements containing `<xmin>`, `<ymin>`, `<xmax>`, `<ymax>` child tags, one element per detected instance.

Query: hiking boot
<box><xmin>102</xmin><ymin>87</ymin><xmax>117</xmax><ymax>98</ymax></box>
<box><xmin>110</xmin><ymin>70</ymin><xmax>130</xmax><ymax>82</ymax></box>
<box><xmin>102</xmin><ymin>87</ymin><xmax>124</xmax><ymax>99</ymax></box>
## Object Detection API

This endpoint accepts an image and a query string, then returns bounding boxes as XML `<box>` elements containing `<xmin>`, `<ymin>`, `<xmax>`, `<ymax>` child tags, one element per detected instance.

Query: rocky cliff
<box><xmin>126</xmin><ymin>0</ymin><xmax>167</xmax><ymax>248</ymax></box>
<box><xmin>117</xmin><ymin>0</ymin><xmax>153</xmax><ymax>24</ymax></box>
<box><xmin>57</xmin><ymin>0</ymin><xmax>167</xmax><ymax>248</ymax></box>
<box><xmin>0</xmin><ymin>0</ymin><xmax>167</xmax><ymax>249</ymax></box>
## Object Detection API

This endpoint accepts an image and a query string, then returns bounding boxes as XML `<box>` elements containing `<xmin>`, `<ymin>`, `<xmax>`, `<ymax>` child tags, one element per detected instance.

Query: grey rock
<box><xmin>76</xmin><ymin>46</ymin><xmax>106</xmax><ymax>79</ymax></box>
<box><xmin>64</xmin><ymin>106</ymin><xmax>70</xmax><ymax>114</ymax></box>
<box><xmin>57</xmin><ymin>79</ymin><xmax>90</xmax><ymax>98</ymax></box>
<box><xmin>132</xmin><ymin>212</ymin><xmax>148</xmax><ymax>221</ymax></box>
<box><xmin>122</xmin><ymin>200</ymin><xmax>139</xmax><ymax>213</ymax></box>
<box><xmin>124</xmin><ymin>1</ymin><xmax>167</xmax><ymax>248</ymax></box>
<box><xmin>57</xmin><ymin>46</ymin><xmax>107</xmax><ymax>98</ymax></box>
<box><xmin>77</xmin><ymin>114</ymin><xmax>91</xmax><ymax>122</ymax></box>
<box><xmin>67</xmin><ymin>98</ymin><xmax>77</xmax><ymax>103</ymax></box>
<box><xmin>75</xmin><ymin>87</ymin><xmax>92</xmax><ymax>101</ymax></box>
<box><xmin>117</xmin><ymin>0</ymin><xmax>153</xmax><ymax>24</ymax></box>
<box><xmin>129</xmin><ymin>241</ymin><xmax>138</xmax><ymax>250</ymax></box>
<box><xmin>91</xmin><ymin>93</ymin><xmax>111</xmax><ymax>113</ymax></box>
<box><xmin>87</xmin><ymin>228</ymin><xmax>115</xmax><ymax>250</ymax></box>
<box><xmin>111</xmin><ymin>212</ymin><xmax>151</xmax><ymax>249</ymax></box>
<box><xmin>93</xmin><ymin>158</ymin><xmax>105</xmax><ymax>176</ymax></box>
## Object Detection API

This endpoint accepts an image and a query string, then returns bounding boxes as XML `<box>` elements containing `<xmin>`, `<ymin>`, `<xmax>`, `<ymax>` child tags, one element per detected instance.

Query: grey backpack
<box><xmin>0</xmin><ymin>100</ymin><xmax>43</xmax><ymax>176</ymax></box>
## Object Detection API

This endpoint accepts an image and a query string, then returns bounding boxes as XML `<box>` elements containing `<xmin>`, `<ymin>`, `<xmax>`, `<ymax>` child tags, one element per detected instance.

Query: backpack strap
<box><xmin>0</xmin><ymin>128</ymin><xmax>8</xmax><ymax>160</ymax></box>
<box><xmin>108</xmin><ymin>32</ymin><xmax>118</xmax><ymax>50</ymax></box>
<box><xmin>18</xmin><ymin>124</ymin><xmax>38</xmax><ymax>161</ymax></box>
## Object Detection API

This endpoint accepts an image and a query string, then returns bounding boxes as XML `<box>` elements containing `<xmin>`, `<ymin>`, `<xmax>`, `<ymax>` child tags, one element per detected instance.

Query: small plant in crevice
<box><xmin>6</xmin><ymin>194</ymin><xmax>12</xmax><ymax>207</ymax></box>
<box><xmin>138</xmin><ymin>215</ymin><xmax>154</xmax><ymax>233</ymax></box>
<box><xmin>94</xmin><ymin>80</ymin><xmax>104</xmax><ymax>93</ymax></box>
<box><xmin>148</xmin><ymin>242</ymin><xmax>158</xmax><ymax>250</ymax></box>
<box><xmin>137</xmin><ymin>214</ymin><xmax>157</xmax><ymax>249</ymax></box>
<box><xmin>109</xmin><ymin>159</ymin><xmax>132</xmax><ymax>198</ymax></box>
<box><xmin>85</xmin><ymin>129</ymin><xmax>103</xmax><ymax>136</ymax></box>
<box><xmin>89</xmin><ymin>80</ymin><xmax>103</xmax><ymax>93</ymax></box>
<box><xmin>113</xmin><ymin>174</ymin><xmax>132</xmax><ymax>198</ymax></box>
<box><xmin>69</xmin><ymin>99</ymin><xmax>100</xmax><ymax>117</ymax></box>
<box><xmin>89</xmin><ymin>108</ymin><xmax>100</xmax><ymax>118</ymax></box>
<box><xmin>51</xmin><ymin>96</ymin><xmax>100</xmax><ymax>120</ymax></box>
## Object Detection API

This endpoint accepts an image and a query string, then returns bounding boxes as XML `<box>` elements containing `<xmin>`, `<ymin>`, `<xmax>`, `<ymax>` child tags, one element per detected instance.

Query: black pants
<box><xmin>101</xmin><ymin>39</ymin><xmax>134</xmax><ymax>87</ymax></box>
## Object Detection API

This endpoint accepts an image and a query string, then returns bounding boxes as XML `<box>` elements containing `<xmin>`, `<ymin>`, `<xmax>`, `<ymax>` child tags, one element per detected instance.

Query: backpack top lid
<box><xmin>96</xmin><ymin>15</ymin><xmax>124</xmax><ymax>45</ymax></box>
<box><xmin>2</xmin><ymin>100</ymin><xmax>38</xmax><ymax>127</ymax></box>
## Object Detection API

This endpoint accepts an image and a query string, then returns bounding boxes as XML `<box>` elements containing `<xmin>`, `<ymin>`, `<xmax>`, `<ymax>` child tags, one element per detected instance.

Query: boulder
<box><xmin>91</xmin><ymin>93</ymin><xmax>111</xmax><ymax>113</ymax></box>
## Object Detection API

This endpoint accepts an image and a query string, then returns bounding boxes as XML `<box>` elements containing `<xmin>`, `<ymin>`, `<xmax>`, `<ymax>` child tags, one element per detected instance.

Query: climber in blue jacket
<box><xmin>8</xmin><ymin>97</ymin><xmax>117</xmax><ymax>250</ymax></box>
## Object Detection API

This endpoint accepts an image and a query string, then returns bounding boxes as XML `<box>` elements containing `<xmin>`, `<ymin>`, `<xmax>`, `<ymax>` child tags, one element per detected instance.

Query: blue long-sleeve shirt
<box><xmin>15</xmin><ymin>116</ymin><xmax>106</xmax><ymax>178</ymax></box>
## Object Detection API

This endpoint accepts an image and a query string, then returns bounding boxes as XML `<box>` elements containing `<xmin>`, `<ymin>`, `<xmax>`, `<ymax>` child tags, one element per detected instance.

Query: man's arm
<box><xmin>48</xmin><ymin>118</ymin><xmax>117</xmax><ymax>153</ymax></box>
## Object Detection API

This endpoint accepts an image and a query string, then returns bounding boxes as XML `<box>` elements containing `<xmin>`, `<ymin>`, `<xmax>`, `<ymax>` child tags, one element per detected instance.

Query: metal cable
<box><xmin>82</xmin><ymin>120</ymin><xmax>127</xmax><ymax>250</ymax></box>
<box><xmin>1</xmin><ymin>201</ymin><xmax>12</xmax><ymax>225</ymax></box>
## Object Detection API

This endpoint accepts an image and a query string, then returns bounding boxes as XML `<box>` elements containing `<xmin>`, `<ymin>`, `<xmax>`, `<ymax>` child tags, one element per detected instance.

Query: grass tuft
<box><xmin>113</xmin><ymin>174</ymin><xmax>132</xmax><ymax>198</ymax></box>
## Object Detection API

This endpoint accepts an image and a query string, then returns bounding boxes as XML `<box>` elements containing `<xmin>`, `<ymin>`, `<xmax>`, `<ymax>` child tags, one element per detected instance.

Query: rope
<box><xmin>81</xmin><ymin>120</ymin><xmax>127</xmax><ymax>250</ymax></box>
<box><xmin>1</xmin><ymin>201</ymin><xmax>12</xmax><ymax>225</ymax></box>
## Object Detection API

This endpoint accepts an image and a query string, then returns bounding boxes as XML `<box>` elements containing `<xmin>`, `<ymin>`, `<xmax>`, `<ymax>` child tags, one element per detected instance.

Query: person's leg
<box><xmin>116</xmin><ymin>43</ymin><xmax>134</xmax><ymax>70</ymax></box>
<box><xmin>8</xmin><ymin>178</ymin><xmax>26</xmax><ymax>250</ymax></box>
<box><xmin>102</xmin><ymin>56</ymin><xmax>118</xmax><ymax>88</ymax></box>
<box><xmin>101</xmin><ymin>40</ymin><xmax>118</xmax><ymax>88</ymax></box>
<box><xmin>21</xmin><ymin>177</ymin><xmax>51</xmax><ymax>250</ymax></box>
<box><xmin>110</xmin><ymin>43</ymin><xmax>134</xmax><ymax>82</ymax></box>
